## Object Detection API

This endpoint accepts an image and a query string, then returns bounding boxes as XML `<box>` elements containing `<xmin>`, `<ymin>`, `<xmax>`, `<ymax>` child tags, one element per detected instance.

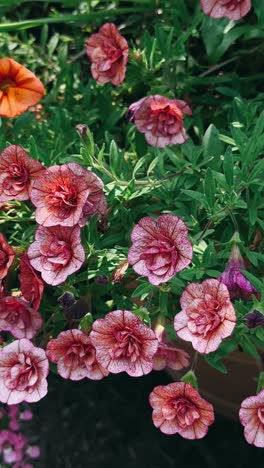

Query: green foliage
<box><xmin>1</xmin><ymin>0</ymin><xmax>264</xmax><ymax>376</ymax></box>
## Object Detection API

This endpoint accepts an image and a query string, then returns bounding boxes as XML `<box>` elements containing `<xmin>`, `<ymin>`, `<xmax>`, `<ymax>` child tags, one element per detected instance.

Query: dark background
<box><xmin>34</xmin><ymin>371</ymin><xmax>264</xmax><ymax>468</ymax></box>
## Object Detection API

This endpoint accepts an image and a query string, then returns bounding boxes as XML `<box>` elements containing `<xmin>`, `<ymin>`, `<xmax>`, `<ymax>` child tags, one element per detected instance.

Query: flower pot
<box><xmin>167</xmin><ymin>340</ymin><xmax>260</xmax><ymax>420</ymax></box>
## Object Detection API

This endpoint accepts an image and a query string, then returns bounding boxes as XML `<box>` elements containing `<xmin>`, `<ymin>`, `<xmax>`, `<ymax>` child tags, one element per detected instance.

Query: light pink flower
<box><xmin>27</xmin><ymin>225</ymin><xmax>85</xmax><ymax>286</ymax></box>
<box><xmin>26</xmin><ymin>445</ymin><xmax>40</xmax><ymax>459</ymax></box>
<box><xmin>128</xmin><ymin>214</ymin><xmax>192</xmax><ymax>286</ymax></box>
<box><xmin>46</xmin><ymin>329</ymin><xmax>109</xmax><ymax>381</ymax></box>
<box><xmin>0</xmin><ymin>296</ymin><xmax>42</xmax><ymax>339</ymax></box>
<box><xmin>0</xmin><ymin>145</ymin><xmax>45</xmax><ymax>202</ymax></box>
<box><xmin>30</xmin><ymin>163</ymin><xmax>106</xmax><ymax>227</ymax></box>
<box><xmin>90</xmin><ymin>310</ymin><xmax>158</xmax><ymax>377</ymax></box>
<box><xmin>0</xmin><ymin>339</ymin><xmax>49</xmax><ymax>404</ymax></box>
<box><xmin>153</xmin><ymin>323</ymin><xmax>190</xmax><ymax>371</ymax></box>
<box><xmin>86</xmin><ymin>22</ymin><xmax>129</xmax><ymax>86</ymax></box>
<box><xmin>20</xmin><ymin>409</ymin><xmax>33</xmax><ymax>421</ymax></box>
<box><xmin>19</xmin><ymin>252</ymin><xmax>44</xmax><ymax>310</ymax></box>
<box><xmin>239</xmin><ymin>389</ymin><xmax>264</xmax><ymax>448</ymax></box>
<box><xmin>200</xmin><ymin>0</ymin><xmax>251</xmax><ymax>20</ymax></box>
<box><xmin>174</xmin><ymin>279</ymin><xmax>236</xmax><ymax>354</ymax></box>
<box><xmin>0</xmin><ymin>233</ymin><xmax>15</xmax><ymax>280</ymax></box>
<box><xmin>149</xmin><ymin>382</ymin><xmax>214</xmax><ymax>438</ymax></box>
<box><xmin>129</xmin><ymin>95</ymin><xmax>192</xmax><ymax>147</ymax></box>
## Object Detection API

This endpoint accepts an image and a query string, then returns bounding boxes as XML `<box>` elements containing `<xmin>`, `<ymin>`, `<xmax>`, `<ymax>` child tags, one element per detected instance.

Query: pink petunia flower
<box><xmin>128</xmin><ymin>214</ymin><xmax>193</xmax><ymax>286</ymax></box>
<box><xmin>0</xmin><ymin>145</ymin><xmax>45</xmax><ymax>202</ymax></box>
<box><xmin>200</xmin><ymin>0</ymin><xmax>251</xmax><ymax>20</ymax></box>
<box><xmin>239</xmin><ymin>389</ymin><xmax>264</xmax><ymax>447</ymax></box>
<box><xmin>174</xmin><ymin>279</ymin><xmax>236</xmax><ymax>354</ymax></box>
<box><xmin>30</xmin><ymin>163</ymin><xmax>106</xmax><ymax>227</ymax></box>
<box><xmin>218</xmin><ymin>245</ymin><xmax>257</xmax><ymax>300</ymax></box>
<box><xmin>149</xmin><ymin>382</ymin><xmax>214</xmax><ymax>439</ymax></box>
<box><xmin>0</xmin><ymin>429</ymin><xmax>26</xmax><ymax>464</ymax></box>
<box><xmin>46</xmin><ymin>329</ymin><xmax>109</xmax><ymax>381</ymax></box>
<box><xmin>19</xmin><ymin>252</ymin><xmax>44</xmax><ymax>310</ymax></box>
<box><xmin>86</xmin><ymin>23</ymin><xmax>129</xmax><ymax>86</ymax></box>
<box><xmin>26</xmin><ymin>445</ymin><xmax>40</xmax><ymax>459</ymax></box>
<box><xmin>0</xmin><ymin>233</ymin><xmax>15</xmax><ymax>280</ymax></box>
<box><xmin>27</xmin><ymin>225</ymin><xmax>85</xmax><ymax>286</ymax></box>
<box><xmin>0</xmin><ymin>296</ymin><xmax>42</xmax><ymax>339</ymax></box>
<box><xmin>90</xmin><ymin>310</ymin><xmax>158</xmax><ymax>377</ymax></box>
<box><xmin>129</xmin><ymin>95</ymin><xmax>192</xmax><ymax>148</ymax></box>
<box><xmin>19</xmin><ymin>409</ymin><xmax>33</xmax><ymax>421</ymax></box>
<box><xmin>153</xmin><ymin>325</ymin><xmax>190</xmax><ymax>371</ymax></box>
<box><xmin>0</xmin><ymin>339</ymin><xmax>49</xmax><ymax>404</ymax></box>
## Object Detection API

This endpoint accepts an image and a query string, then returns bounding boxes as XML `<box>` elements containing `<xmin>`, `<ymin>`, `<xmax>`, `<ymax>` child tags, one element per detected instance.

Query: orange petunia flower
<box><xmin>0</xmin><ymin>58</ymin><xmax>45</xmax><ymax>118</ymax></box>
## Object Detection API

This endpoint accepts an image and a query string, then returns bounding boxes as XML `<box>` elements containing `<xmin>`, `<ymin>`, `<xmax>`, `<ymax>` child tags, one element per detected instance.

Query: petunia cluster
<box><xmin>0</xmin><ymin>10</ymin><xmax>262</xmax><ymax>453</ymax></box>
<box><xmin>0</xmin><ymin>402</ymin><xmax>40</xmax><ymax>467</ymax></box>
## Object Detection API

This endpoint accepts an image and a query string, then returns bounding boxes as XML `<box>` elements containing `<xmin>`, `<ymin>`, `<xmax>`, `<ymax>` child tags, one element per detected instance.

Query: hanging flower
<box><xmin>128</xmin><ymin>214</ymin><xmax>192</xmax><ymax>286</ymax></box>
<box><xmin>218</xmin><ymin>245</ymin><xmax>258</xmax><ymax>300</ymax></box>
<box><xmin>153</xmin><ymin>325</ymin><xmax>190</xmax><ymax>371</ymax></box>
<box><xmin>128</xmin><ymin>95</ymin><xmax>192</xmax><ymax>147</ymax></box>
<box><xmin>30</xmin><ymin>163</ymin><xmax>106</xmax><ymax>227</ymax></box>
<box><xmin>0</xmin><ymin>233</ymin><xmax>15</xmax><ymax>280</ymax></box>
<box><xmin>174</xmin><ymin>279</ymin><xmax>236</xmax><ymax>354</ymax></box>
<box><xmin>46</xmin><ymin>329</ymin><xmax>109</xmax><ymax>381</ymax></box>
<box><xmin>239</xmin><ymin>389</ymin><xmax>264</xmax><ymax>448</ymax></box>
<box><xmin>244</xmin><ymin>310</ymin><xmax>264</xmax><ymax>329</ymax></box>
<box><xmin>90</xmin><ymin>310</ymin><xmax>158</xmax><ymax>377</ymax></box>
<box><xmin>86</xmin><ymin>23</ymin><xmax>129</xmax><ymax>86</ymax></box>
<box><xmin>27</xmin><ymin>225</ymin><xmax>85</xmax><ymax>286</ymax></box>
<box><xmin>0</xmin><ymin>296</ymin><xmax>42</xmax><ymax>339</ymax></box>
<box><xmin>200</xmin><ymin>0</ymin><xmax>251</xmax><ymax>20</ymax></box>
<box><xmin>149</xmin><ymin>382</ymin><xmax>214</xmax><ymax>439</ymax></box>
<box><xmin>0</xmin><ymin>145</ymin><xmax>45</xmax><ymax>202</ymax></box>
<box><xmin>0</xmin><ymin>339</ymin><xmax>49</xmax><ymax>404</ymax></box>
<box><xmin>0</xmin><ymin>58</ymin><xmax>44</xmax><ymax>118</ymax></box>
<box><xmin>19</xmin><ymin>253</ymin><xmax>44</xmax><ymax>310</ymax></box>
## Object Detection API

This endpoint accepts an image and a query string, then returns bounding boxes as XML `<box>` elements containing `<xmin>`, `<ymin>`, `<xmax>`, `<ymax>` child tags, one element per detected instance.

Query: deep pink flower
<box><xmin>0</xmin><ymin>145</ymin><xmax>45</xmax><ymax>202</ymax></box>
<box><xmin>20</xmin><ymin>409</ymin><xmax>33</xmax><ymax>421</ymax></box>
<box><xmin>239</xmin><ymin>389</ymin><xmax>264</xmax><ymax>447</ymax></box>
<box><xmin>0</xmin><ymin>233</ymin><xmax>15</xmax><ymax>280</ymax></box>
<box><xmin>153</xmin><ymin>325</ymin><xmax>190</xmax><ymax>371</ymax></box>
<box><xmin>149</xmin><ymin>382</ymin><xmax>214</xmax><ymax>439</ymax></box>
<box><xmin>218</xmin><ymin>245</ymin><xmax>257</xmax><ymax>300</ymax></box>
<box><xmin>9</xmin><ymin>419</ymin><xmax>20</xmax><ymax>431</ymax></box>
<box><xmin>0</xmin><ymin>339</ymin><xmax>49</xmax><ymax>404</ymax></box>
<box><xmin>128</xmin><ymin>214</ymin><xmax>193</xmax><ymax>286</ymax></box>
<box><xmin>0</xmin><ymin>296</ymin><xmax>42</xmax><ymax>339</ymax></box>
<box><xmin>86</xmin><ymin>22</ymin><xmax>129</xmax><ymax>86</ymax></box>
<box><xmin>30</xmin><ymin>163</ymin><xmax>106</xmax><ymax>227</ymax></box>
<box><xmin>19</xmin><ymin>253</ymin><xmax>44</xmax><ymax>310</ymax></box>
<box><xmin>0</xmin><ymin>429</ymin><xmax>26</xmax><ymax>464</ymax></box>
<box><xmin>129</xmin><ymin>95</ymin><xmax>192</xmax><ymax>147</ymax></box>
<box><xmin>27</xmin><ymin>225</ymin><xmax>85</xmax><ymax>286</ymax></box>
<box><xmin>200</xmin><ymin>0</ymin><xmax>251</xmax><ymax>20</ymax></box>
<box><xmin>90</xmin><ymin>310</ymin><xmax>158</xmax><ymax>377</ymax></box>
<box><xmin>46</xmin><ymin>329</ymin><xmax>109</xmax><ymax>381</ymax></box>
<box><xmin>174</xmin><ymin>279</ymin><xmax>236</xmax><ymax>354</ymax></box>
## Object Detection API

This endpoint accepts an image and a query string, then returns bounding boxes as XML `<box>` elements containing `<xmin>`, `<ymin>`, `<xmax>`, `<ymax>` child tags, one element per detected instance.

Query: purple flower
<box><xmin>218</xmin><ymin>245</ymin><xmax>258</xmax><ymax>301</ymax></box>
<box><xmin>244</xmin><ymin>310</ymin><xmax>264</xmax><ymax>329</ymax></box>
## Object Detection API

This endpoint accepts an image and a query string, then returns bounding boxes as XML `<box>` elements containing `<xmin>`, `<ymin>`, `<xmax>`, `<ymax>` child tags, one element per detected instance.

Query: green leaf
<box><xmin>181</xmin><ymin>370</ymin><xmax>199</xmax><ymax>389</ymax></box>
<box><xmin>223</xmin><ymin>147</ymin><xmax>234</xmax><ymax>187</ymax></box>
<box><xmin>204</xmin><ymin>168</ymin><xmax>215</xmax><ymax>208</ymax></box>
<box><xmin>109</xmin><ymin>140</ymin><xmax>120</xmax><ymax>178</ymax></box>
<box><xmin>239</xmin><ymin>336</ymin><xmax>260</xmax><ymax>360</ymax></box>
<box><xmin>202</xmin><ymin>124</ymin><xmax>224</xmax><ymax>159</ymax></box>
<box><xmin>131</xmin><ymin>282</ymin><xmax>153</xmax><ymax>300</ymax></box>
<box><xmin>204</xmin><ymin>354</ymin><xmax>227</xmax><ymax>374</ymax></box>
